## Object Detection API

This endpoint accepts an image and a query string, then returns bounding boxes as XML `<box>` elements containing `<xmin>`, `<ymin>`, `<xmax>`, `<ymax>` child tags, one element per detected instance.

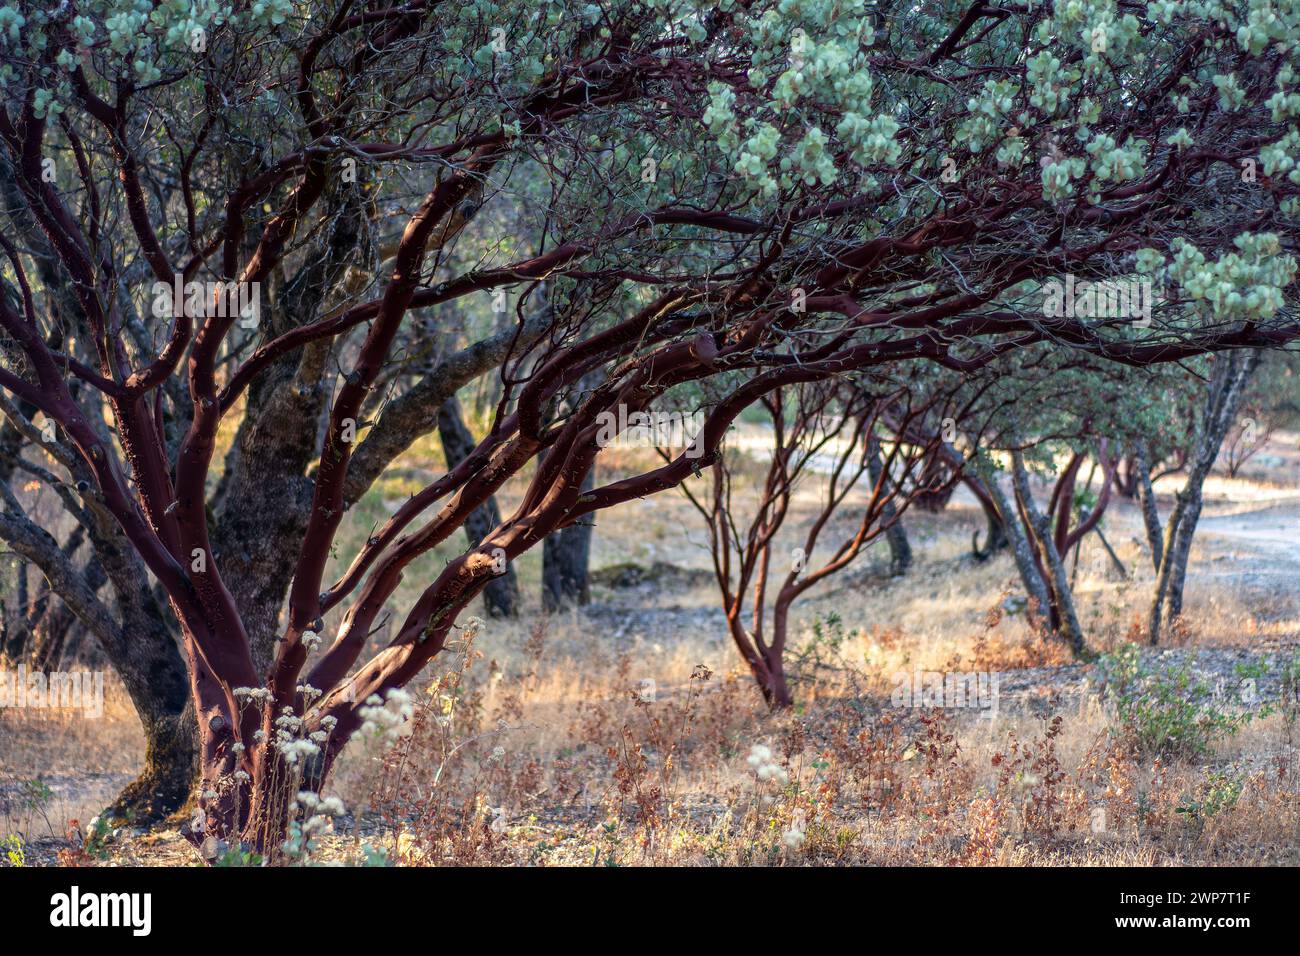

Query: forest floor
<box><xmin>4</xmin><ymin>430</ymin><xmax>1300</xmax><ymax>866</ymax></box>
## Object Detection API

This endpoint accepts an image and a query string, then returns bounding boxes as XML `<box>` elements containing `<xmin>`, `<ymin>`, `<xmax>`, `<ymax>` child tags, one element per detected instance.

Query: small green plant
<box><xmin>14</xmin><ymin>778</ymin><xmax>55</xmax><ymax>838</ymax></box>
<box><xmin>83</xmin><ymin>816</ymin><xmax>115</xmax><ymax>861</ymax></box>
<box><xmin>340</xmin><ymin>842</ymin><xmax>390</xmax><ymax>868</ymax></box>
<box><xmin>20</xmin><ymin>778</ymin><xmax>53</xmax><ymax>809</ymax></box>
<box><xmin>212</xmin><ymin>845</ymin><xmax>264</xmax><ymax>867</ymax></box>
<box><xmin>355</xmin><ymin>843</ymin><xmax>392</xmax><ymax>867</ymax></box>
<box><xmin>1265</xmin><ymin>650</ymin><xmax>1300</xmax><ymax>727</ymax></box>
<box><xmin>794</xmin><ymin>613</ymin><xmax>849</xmax><ymax>670</ymax></box>
<box><xmin>3</xmin><ymin>833</ymin><xmax>25</xmax><ymax>867</ymax></box>
<box><xmin>1096</xmin><ymin>645</ymin><xmax>1253</xmax><ymax>757</ymax></box>
<box><xmin>790</xmin><ymin>612</ymin><xmax>867</xmax><ymax>699</ymax></box>
<box><xmin>1176</xmin><ymin>768</ymin><xmax>1245</xmax><ymax>829</ymax></box>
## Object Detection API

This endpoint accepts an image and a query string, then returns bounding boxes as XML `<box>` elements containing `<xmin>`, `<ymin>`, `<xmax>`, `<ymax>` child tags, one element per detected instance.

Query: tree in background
<box><xmin>436</xmin><ymin>396</ymin><xmax>520</xmax><ymax>618</ymax></box>
<box><xmin>1148</xmin><ymin>349</ymin><xmax>1263</xmax><ymax>642</ymax></box>
<box><xmin>967</xmin><ymin>354</ymin><xmax>1194</xmax><ymax>652</ymax></box>
<box><xmin>682</xmin><ymin>375</ymin><xmax>978</xmax><ymax>707</ymax></box>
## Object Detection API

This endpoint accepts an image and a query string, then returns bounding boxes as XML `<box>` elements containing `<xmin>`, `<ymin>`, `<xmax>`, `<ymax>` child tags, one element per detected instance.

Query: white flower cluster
<box><xmin>358</xmin><ymin>688</ymin><xmax>415</xmax><ymax>742</ymax></box>
<box><xmin>746</xmin><ymin>744</ymin><xmax>790</xmax><ymax>785</ymax></box>
<box><xmin>233</xmin><ymin>686</ymin><xmax>271</xmax><ymax>706</ymax></box>
<box><xmin>293</xmin><ymin>790</ymin><xmax>346</xmax><ymax>818</ymax></box>
<box><xmin>282</xmin><ymin>790</ymin><xmax>347</xmax><ymax>861</ymax></box>
<box><xmin>782</xmin><ymin>822</ymin><xmax>806</xmax><ymax>849</ymax></box>
<box><xmin>274</xmin><ymin>704</ymin><xmax>318</xmax><ymax>765</ymax></box>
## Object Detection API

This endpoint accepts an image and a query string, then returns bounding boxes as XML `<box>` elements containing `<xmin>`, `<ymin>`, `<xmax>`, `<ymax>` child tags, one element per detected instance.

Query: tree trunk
<box><xmin>729</xmin><ymin>612</ymin><xmax>793</xmax><ymax>709</ymax></box>
<box><xmin>1111</xmin><ymin>452</ymin><xmax>1140</xmax><ymax>499</ymax></box>
<box><xmin>867</xmin><ymin>437</ymin><xmax>912</xmax><ymax>575</ymax></box>
<box><xmin>0</xmin><ymin>487</ymin><xmax>198</xmax><ymax>826</ymax></box>
<box><xmin>1134</xmin><ymin>442</ymin><xmax>1163</xmax><ymax>571</ymax></box>
<box><xmin>542</xmin><ymin>469</ymin><xmax>594</xmax><ymax>611</ymax></box>
<box><xmin>29</xmin><ymin>600</ymin><xmax>79</xmax><ymax>671</ymax></box>
<box><xmin>100</xmin><ymin>595</ymin><xmax>197</xmax><ymax>826</ymax></box>
<box><xmin>3</xmin><ymin>559</ymin><xmax>31</xmax><ymax>664</ymax></box>
<box><xmin>1011</xmin><ymin>451</ymin><xmax>1088</xmax><ymax>657</ymax></box>
<box><xmin>107</xmin><ymin>705</ymin><xmax>197</xmax><ymax>827</ymax></box>
<box><xmin>759</xmin><ymin>648</ymin><xmax>793</xmax><ymax>709</ymax></box>
<box><xmin>1149</xmin><ymin>350</ymin><xmax>1259</xmax><ymax>644</ymax></box>
<box><xmin>437</xmin><ymin>396</ymin><xmax>519</xmax><ymax>617</ymax></box>
<box><xmin>973</xmin><ymin>504</ymin><xmax>1009</xmax><ymax>560</ymax></box>
<box><xmin>1</xmin><ymin>563</ymin><xmax>28</xmax><ymax>663</ymax></box>
<box><xmin>976</xmin><ymin>458</ymin><xmax>1050</xmax><ymax>623</ymax></box>
<box><xmin>765</xmin><ymin>601</ymin><xmax>795</xmax><ymax>708</ymax></box>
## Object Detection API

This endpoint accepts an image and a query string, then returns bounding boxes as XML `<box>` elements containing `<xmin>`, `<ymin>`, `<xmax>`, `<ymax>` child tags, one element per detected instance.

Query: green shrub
<box><xmin>1096</xmin><ymin>644</ymin><xmax>1253</xmax><ymax>757</ymax></box>
<box><xmin>1176</xmin><ymin>768</ymin><xmax>1246</xmax><ymax>827</ymax></box>
<box><xmin>3</xmin><ymin>833</ymin><xmax>25</xmax><ymax>867</ymax></box>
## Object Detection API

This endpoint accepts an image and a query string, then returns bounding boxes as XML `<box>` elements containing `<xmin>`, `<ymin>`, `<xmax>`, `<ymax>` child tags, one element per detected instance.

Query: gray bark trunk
<box><xmin>543</xmin><ymin>469</ymin><xmax>594</xmax><ymax>611</ymax></box>
<box><xmin>0</xmin><ymin>492</ymin><xmax>195</xmax><ymax>823</ymax></box>
<box><xmin>1149</xmin><ymin>350</ymin><xmax>1260</xmax><ymax>644</ymax></box>
<box><xmin>1011</xmin><ymin>451</ymin><xmax>1088</xmax><ymax>657</ymax></box>
<box><xmin>1134</xmin><ymin>442</ymin><xmax>1163</xmax><ymax>571</ymax></box>
<box><xmin>437</xmin><ymin>396</ymin><xmax>519</xmax><ymax>617</ymax></box>
<box><xmin>0</xmin><ymin>155</ymin><xmax>200</xmax><ymax>821</ymax></box>
<box><xmin>976</xmin><ymin>457</ymin><xmax>1050</xmax><ymax>623</ymax></box>
<box><xmin>867</xmin><ymin>438</ymin><xmax>912</xmax><ymax>575</ymax></box>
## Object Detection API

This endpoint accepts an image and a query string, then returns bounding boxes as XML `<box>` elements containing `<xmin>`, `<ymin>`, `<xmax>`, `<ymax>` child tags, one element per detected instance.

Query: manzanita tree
<box><xmin>0</xmin><ymin>0</ymin><xmax>1297</xmax><ymax>855</ymax></box>
<box><xmin>682</xmin><ymin>370</ymin><xmax>991</xmax><ymax>708</ymax></box>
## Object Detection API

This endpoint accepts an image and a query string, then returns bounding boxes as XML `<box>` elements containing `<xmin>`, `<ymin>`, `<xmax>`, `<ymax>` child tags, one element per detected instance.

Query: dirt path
<box><xmin>1194</xmin><ymin>496</ymin><xmax>1300</xmax><ymax>621</ymax></box>
<box><xmin>984</xmin><ymin>493</ymin><xmax>1300</xmax><ymax>714</ymax></box>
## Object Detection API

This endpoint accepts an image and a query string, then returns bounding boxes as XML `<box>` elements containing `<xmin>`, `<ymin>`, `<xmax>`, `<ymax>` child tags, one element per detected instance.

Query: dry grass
<box><xmin>313</xmin><ymin>604</ymin><xmax>1300</xmax><ymax>867</ymax></box>
<box><xmin>5</xmin><ymin>431</ymin><xmax>1300</xmax><ymax>866</ymax></box>
<box><xmin>0</xmin><ymin>680</ymin><xmax>142</xmax><ymax>845</ymax></box>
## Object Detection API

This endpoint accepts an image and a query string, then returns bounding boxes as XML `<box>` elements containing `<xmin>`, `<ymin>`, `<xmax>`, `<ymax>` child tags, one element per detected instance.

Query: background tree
<box><xmin>1148</xmin><ymin>349</ymin><xmax>1263</xmax><ymax>642</ymax></box>
<box><xmin>681</xmin><ymin>376</ymin><xmax>975</xmax><ymax>707</ymax></box>
<box><xmin>436</xmin><ymin>395</ymin><xmax>520</xmax><ymax>618</ymax></box>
